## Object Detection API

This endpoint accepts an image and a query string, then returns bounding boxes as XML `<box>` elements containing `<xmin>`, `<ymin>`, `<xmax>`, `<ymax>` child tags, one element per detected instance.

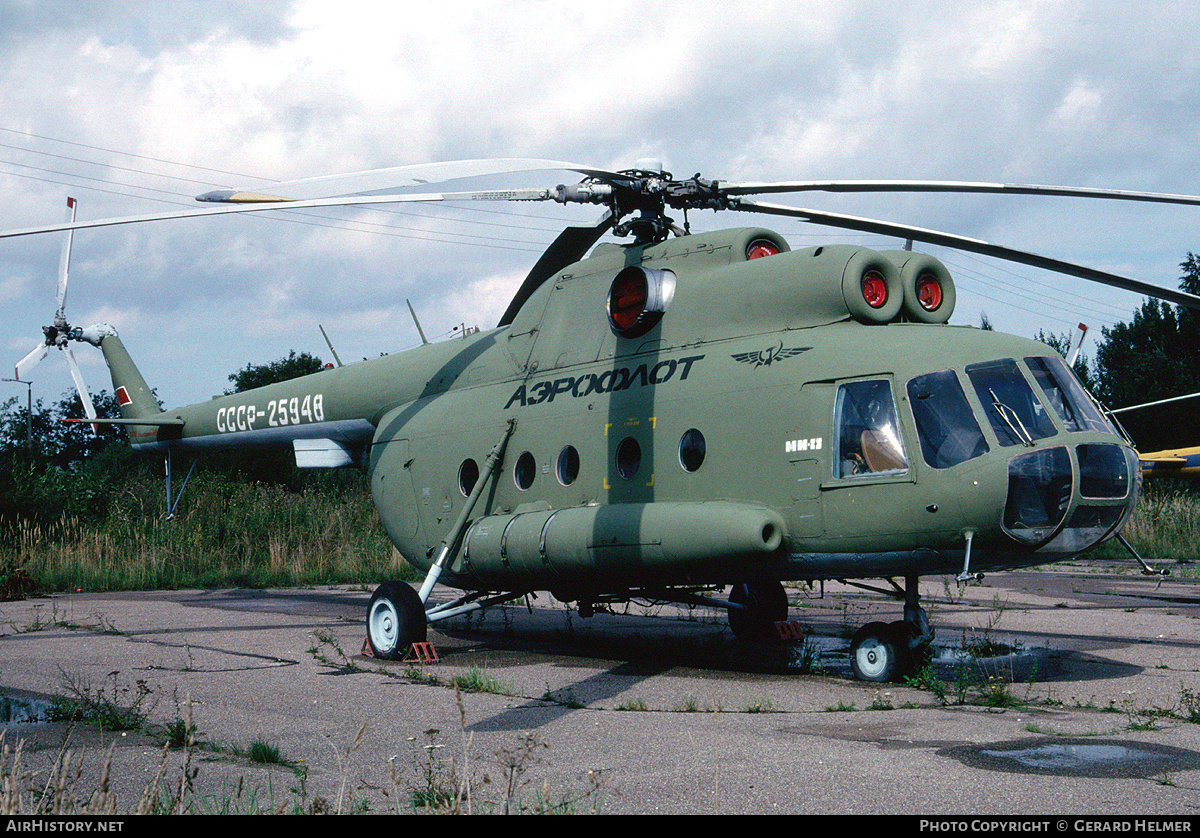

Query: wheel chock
<box><xmin>360</xmin><ymin>638</ymin><xmax>440</xmax><ymax>662</ymax></box>
<box><xmin>774</xmin><ymin>620</ymin><xmax>805</xmax><ymax>641</ymax></box>
<box><xmin>403</xmin><ymin>642</ymin><xmax>440</xmax><ymax>663</ymax></box>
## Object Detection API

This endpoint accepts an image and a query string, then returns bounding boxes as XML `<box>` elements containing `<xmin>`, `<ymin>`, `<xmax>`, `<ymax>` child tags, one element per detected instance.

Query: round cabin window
<box><xmin>556</xmin><ymin>445</ymin><xmax>580</xmax><ymax>486</ymax></box>
<box><xmin>458</xmin><ymin>458</ymin><xmax>479</xmax><ymax>496</ymax></box>
<box><xmin>514</xmin><ymin>451</ymin><xmax>536</xmax><ymax>490</ymax></box>
<box><xmin>679</xmin><ymin>429</ymin><xmax>706</xmax><ymax>472</ymax></box>
<box><xmin>616</xmin><ymin>437</ymin><xmax>641</xmax><ymax>480</ymax></box>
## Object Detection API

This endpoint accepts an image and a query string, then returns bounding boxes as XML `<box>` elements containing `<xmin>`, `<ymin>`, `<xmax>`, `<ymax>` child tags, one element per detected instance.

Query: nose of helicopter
<box><xmin>1001</xmin><ymin>441</ymin><xmax>1139</xmax><ymax>554</ymax></box>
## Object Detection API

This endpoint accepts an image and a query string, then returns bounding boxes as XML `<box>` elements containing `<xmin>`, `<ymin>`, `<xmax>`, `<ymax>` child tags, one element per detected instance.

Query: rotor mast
<box><xmin>553</xmin><ymin>158</ymin><xmax>704</xmax><ymax>244</ymax></box>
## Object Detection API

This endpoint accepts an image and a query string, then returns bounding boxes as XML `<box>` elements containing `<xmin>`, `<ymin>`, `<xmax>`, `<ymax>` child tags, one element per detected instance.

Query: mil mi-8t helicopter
<box><xmin>8</xmin><ymin>158</ymin><xmax>1200</xmax><ymax>682</ymax></box>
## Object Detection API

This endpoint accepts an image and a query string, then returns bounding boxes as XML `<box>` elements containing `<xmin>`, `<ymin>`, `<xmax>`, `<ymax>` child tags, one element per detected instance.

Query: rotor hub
<box><xmin>555</xmin><ymin>167</ymin><xmax>732</xmax><ymax>244</ymax></box>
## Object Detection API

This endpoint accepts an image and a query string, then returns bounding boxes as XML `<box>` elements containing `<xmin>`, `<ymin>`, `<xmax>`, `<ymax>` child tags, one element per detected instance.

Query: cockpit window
<box><xmin>907</xmin><ymin>370</ymin><xmax>990</xmax><ymax>468</ymax></box>
<box><xmin>834</xmin><ymin>379</ymin><xmax>909</xmax><ymax>478</ymax></box>
<box><xmin>966</xmin><ymin>359</ymin><xmax>1057</xmax><ymax>447</ymax></box>
<box><xmin>1024</xmin><ymin>355</ymin><xmax>1111</xmax><ymax>434</ymax></box>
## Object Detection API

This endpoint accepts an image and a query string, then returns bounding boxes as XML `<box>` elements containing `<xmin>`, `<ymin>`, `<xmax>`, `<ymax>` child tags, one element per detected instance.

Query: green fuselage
<box><xmin>106</xmin><ymin>227</ymin><xmax>1139</xmax><ymax>598</ymax></box>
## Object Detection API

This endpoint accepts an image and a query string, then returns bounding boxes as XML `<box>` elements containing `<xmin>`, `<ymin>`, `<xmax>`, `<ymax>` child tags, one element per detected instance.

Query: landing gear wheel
<box><xmin>850</xmin><ymin>621</ymin><xmax>910</xmax><ymax>682</ymax></box>
<box><xmin>728</xmin><ymin>580</ymin><xmax>789</xmax><ymax>642</ymax></box>
<box><xmin>367</xmin><ymin>581</ymin><xmax>427</xmax><ymax>659</ymax></box>
<box><xmin>890</xmin><ymin>619</ymin><xmax>931</xmax><ymax>671</ymax></box>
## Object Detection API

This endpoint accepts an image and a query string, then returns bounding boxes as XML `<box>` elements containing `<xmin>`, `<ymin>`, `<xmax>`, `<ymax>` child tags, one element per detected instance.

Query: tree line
<box><xmin>0</xmin><ymin>350</ymin><xmax>328</xmax><ymax>528</ymax></box>
<box><xmin>1089</xmin><ymin>254</ymin><xmax>1200</xmax><ymax>453</ymax></box>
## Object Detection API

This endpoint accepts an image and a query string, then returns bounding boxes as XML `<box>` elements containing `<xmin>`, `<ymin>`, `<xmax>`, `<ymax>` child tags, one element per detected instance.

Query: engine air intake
<box><xmin>842</xmin><ymin>250</ymin><xmax>902</xmax><ymax>323</ymax></box>
<box><xmin>746</xmin><ymin>238</ymin><xmax>781</xmax><ymax>260</ymax></box>
<box><xmin>607</xmin><ymin>266</ymin><xmax>677</xmax><ymax>338</ymax></box>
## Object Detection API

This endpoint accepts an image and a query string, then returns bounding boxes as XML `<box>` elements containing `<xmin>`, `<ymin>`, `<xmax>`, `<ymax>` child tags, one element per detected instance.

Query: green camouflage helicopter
<box><xmin>8</xmin><ymin>159</ymin><xmax>1200</xmax><ymax>682</ymax></box>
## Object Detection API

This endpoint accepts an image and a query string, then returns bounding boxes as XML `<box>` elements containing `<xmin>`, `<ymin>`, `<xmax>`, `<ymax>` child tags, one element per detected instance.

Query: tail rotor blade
<box><xmin>55</xmin><ymin>197</ymin><xmax>77</xmax><ymax>319</ymax></box>
<box><xmin>15</xmin><ymin>343</ymin><xmax>49</xmax><ymax>380</ymax></box>
<box><xmin>62</xmin><ymin>345</ymin><xmax>98</xmax><ymax>433</ymax></box>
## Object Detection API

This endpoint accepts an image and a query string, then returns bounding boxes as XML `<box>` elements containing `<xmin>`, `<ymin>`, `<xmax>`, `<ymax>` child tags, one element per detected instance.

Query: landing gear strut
<box><xmin>847</xmin><ymin>575</ymin><xmax>933</xmax><ymax>682</ymax></box>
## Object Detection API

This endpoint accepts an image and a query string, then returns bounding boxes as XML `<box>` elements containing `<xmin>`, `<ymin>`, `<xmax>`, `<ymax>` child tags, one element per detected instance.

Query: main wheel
<box><xmin>889</xmin><ymin>618</ymin><xmax>930</xmax><ymax>670</ymax></box>
<box><xmin>728</xmin><ymin>580</ymin><xmax>789</xmax><ymax>642</ymax></box>
<box><xmin>850</xmin><ymin>621</ymin><xmax>910</xmax><ymax>682</ymax></box>
<box><xmin>367</xmin><ymin>581</ymin><xmax>427</xmax><ymax>659</ymax></box>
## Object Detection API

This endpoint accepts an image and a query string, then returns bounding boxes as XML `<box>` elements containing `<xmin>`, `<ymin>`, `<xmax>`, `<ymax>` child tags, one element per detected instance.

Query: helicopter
<box><xmin>7</xmin><ymin>158</ymin><xmax>1200</xmax><ymax>683</ymax></box>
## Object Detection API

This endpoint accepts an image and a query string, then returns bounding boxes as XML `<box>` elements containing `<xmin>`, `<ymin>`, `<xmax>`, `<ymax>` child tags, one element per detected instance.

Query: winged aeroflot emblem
<box><xmin>731</xmin><ymin>343</ymin><xmax>811</xmax><ymax>368</ymax></box>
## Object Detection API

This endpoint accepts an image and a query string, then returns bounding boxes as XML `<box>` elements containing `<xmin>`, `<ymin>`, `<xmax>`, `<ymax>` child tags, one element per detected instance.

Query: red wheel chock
<box><xmin>403</xmin><ymin>642</ymin><xmax>440</xmax><ymax>663</ymax></box>
<box><xmin>774</xmin><ymin>620</ymin><xmax>805</xmax><ymax>641</ymax></box>
<box><xmin>360</xmin><ymin>639</ymin><xmax>439</xmax><ymax>662</ymax></box>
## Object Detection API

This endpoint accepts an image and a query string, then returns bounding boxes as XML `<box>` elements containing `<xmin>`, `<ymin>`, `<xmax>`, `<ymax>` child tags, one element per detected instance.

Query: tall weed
<box><xmin>1</xmin><ymin>468</ymin><xmax>414</xmax><ymax>593</ymax></box>
<box><xmin>1097</xmin><ymin>485</ymin><xmax>1200</xmax><ymax>569</ymax></box>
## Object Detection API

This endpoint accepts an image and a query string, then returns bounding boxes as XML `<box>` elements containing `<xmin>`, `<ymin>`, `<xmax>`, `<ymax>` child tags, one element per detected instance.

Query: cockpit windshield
<box><xmin>907</xmin><ymin>370</ymin><xmax>990</xmax><ymax>468</ymax></box>
<box><xmin>1024</xmin><ymin>355</ymin><xmax>1112</xmax><ymax>434</ymax></box>
<box><xmin>966</xmin><ymin>358</ymin><xmax>1057</xmax><ymax>446</ymax></box>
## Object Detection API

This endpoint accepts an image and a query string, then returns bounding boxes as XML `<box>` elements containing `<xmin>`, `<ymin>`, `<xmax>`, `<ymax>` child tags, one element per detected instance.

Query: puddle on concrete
<box><xmin>779</xmin><ymin>633</ymin><xmax>1039</xmax><ymax>674</ymax></box>
<box><xmin>942</xmin><ymin>738</ymin><xmax>1200</xmax><ymax>778</ymax></box>
<box><xmin>0</xmin><ymin>694</ymin><xmax>54</xmax><ymax>725</ymax></box>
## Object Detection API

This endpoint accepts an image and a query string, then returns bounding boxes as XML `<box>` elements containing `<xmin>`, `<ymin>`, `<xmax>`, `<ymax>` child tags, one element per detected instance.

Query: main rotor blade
<box><xmin>498</xmin><ymin>212</ymin><xmax>615</xmax><ymax>327</ymax></box>
<box><xmin>0</xmin><ymin>187</ymin><xmax>558</xmax><ymax>240</ymax></box>
<box><xmin>197</xmin><ymin>158</ymin><xmax>619</xmax><ymax>203</ymax></box>
<box><xmin>721</xmin><ymin>179</ymin><xmax>1200</xmax><ymax>208</ymax></box>
<box><xmin>56</xmin><ymin>196</ymin><xmax>77</xmax><ymax>317</ymax></box>
<box><xmin>1111</xmin><ymin>391</ymin><xmax>1200</xmax><ymax>415</ymax></box>
<box><xmin>735</xmin><ymin>198</ymin><xmax>1200</xmax><ymax>310</ymax></box>
<box><xmin>15</xmin><ymin>342</ymin><xmax>48</xmax><ymax>380</ymax></box>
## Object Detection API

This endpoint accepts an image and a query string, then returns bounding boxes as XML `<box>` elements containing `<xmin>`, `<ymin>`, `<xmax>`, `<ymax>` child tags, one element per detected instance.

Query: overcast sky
<box><xmin>3</xmin><ymin>0</ymin><xmax>1200</xmax><ymax>412</ymax></box>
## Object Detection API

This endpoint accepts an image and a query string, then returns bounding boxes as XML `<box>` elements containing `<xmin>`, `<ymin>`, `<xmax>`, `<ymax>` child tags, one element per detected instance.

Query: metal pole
<box><xmin>417</xmin><ymin>418</ymin><xmax>516</xmax><ymax>604</ymax></box>
<box><xmin>2</xmin><ymin>379</ymin><xmax>33</xmax><ymax>448</ymax></box>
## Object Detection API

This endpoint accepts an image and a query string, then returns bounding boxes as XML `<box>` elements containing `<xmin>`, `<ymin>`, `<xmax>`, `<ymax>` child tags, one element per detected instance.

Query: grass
<box><xmin>1092</xmin><ymin>485</ymin><xmax>1200</xmax><ymax>571</ymax></box>
<box><xmin>740</xmin><ymin>695</ymin><xmax>776</xmax><ymax>713</ymax></box>
<box><xmin>5</xmin><ymin>682</ymin><xmax>609</xmax><ymax>815</ymax></box>
<box><xmin>12</xmin><ymin>622</ymin><xmax>1200</xmax><ymax>816</ymax></box>
<box><xmin>449</xmin><ymin>665</ymin><xmax>514</xmax><ymax>696</ymax></box>
<box><xmin>1180</xmin><ymin>684</ymin><xmax>1200</xmax><ymax>723</ymax></box>
<box><xmin>399</xmin><ymin>719</ymin><xmax>608</xmax><ymax>815</ymax></box>
<box><xmin>1</xmin><ymin>469</ymin><xmax>414</xmax><ymax>594</ymax></box>
<box><xmin>164</xmin><ymin>715</ymin><xmax>196</xmax><ymax>750</ymax></box>
<box><xmin>543</xmin><ymin>685</ymin><xmax>586</xmax><ymax>708</ymax></box>
<box><xmin>244</xmin><ymin>739</ymin><xmax>284</xmax><ymax>765</ymax></box>
<box><xmin>46</xmin><ymin>669</ymin><xmax>153</xmax><ymax>732</ymax></box>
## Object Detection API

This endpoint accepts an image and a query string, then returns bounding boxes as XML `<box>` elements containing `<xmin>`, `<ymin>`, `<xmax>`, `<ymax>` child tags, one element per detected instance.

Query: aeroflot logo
<box><xmin>732</xmin><ymin>344</ymin><xmax>811</xmax><ymax>368</ymax></box>
<box><xmin>506</xmin><ymin>354</ymin><xmax>705</xmax><ymax>409</ymax></box>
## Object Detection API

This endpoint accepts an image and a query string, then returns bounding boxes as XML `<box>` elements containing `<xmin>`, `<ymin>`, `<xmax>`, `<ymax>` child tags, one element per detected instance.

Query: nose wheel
<box><xmin>850</xmin><ymin>621</ymin><xmax>913</xmax><ymax>682</ymax></box>
<box><xmin>846</xmin><ymin>575</ymin><xmax>933</xmax><ymax>682</ymax></box>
